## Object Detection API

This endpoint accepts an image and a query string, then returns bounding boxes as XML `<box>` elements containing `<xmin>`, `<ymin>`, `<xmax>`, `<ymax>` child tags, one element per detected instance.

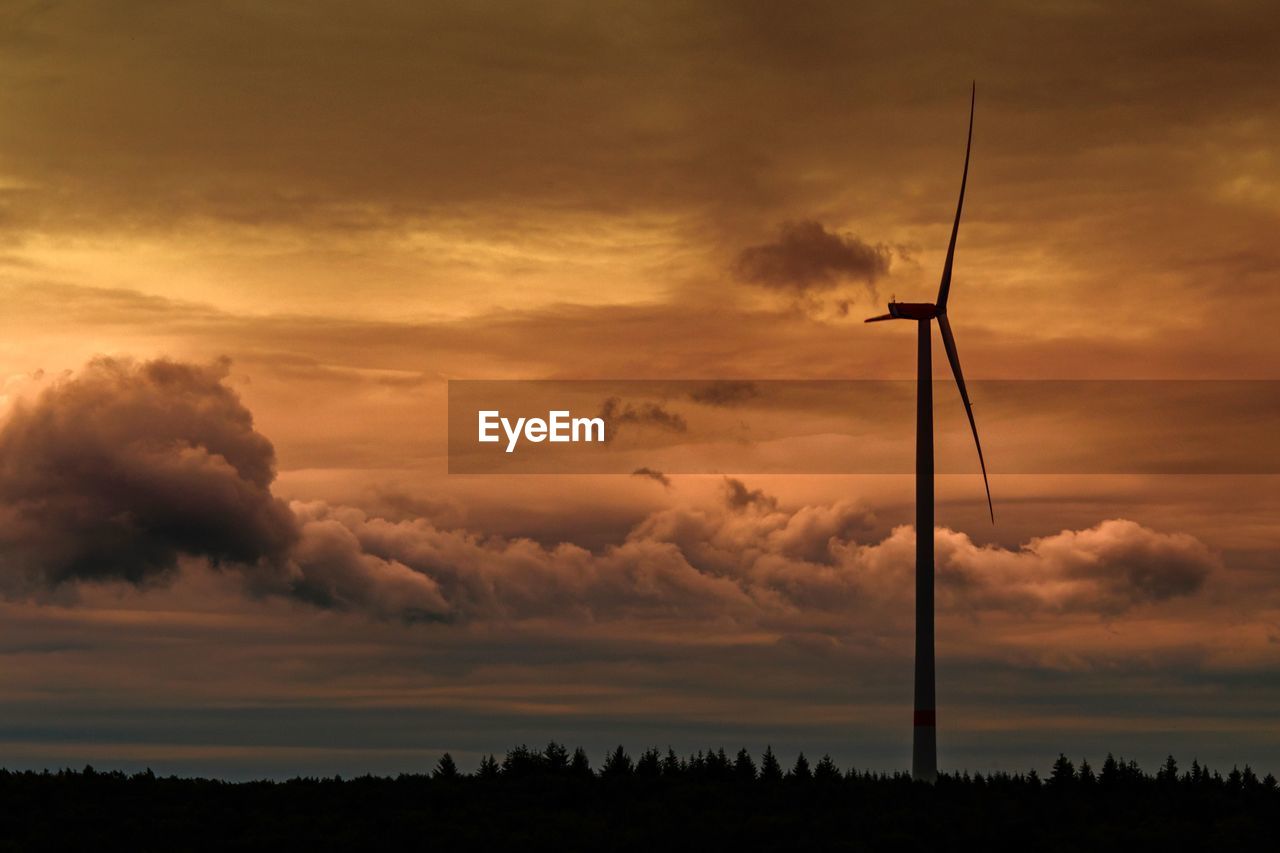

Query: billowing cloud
<box><xmin>734</xmin><ymin>221</ymin><xmax>891</xmax><ymax>293</ymax></box>
<box><xmin>937</xmin><ymin>520</ymin><xmax>1219</xmax><ymax>614</ymax></box>
<box><xmin>0</xmin><ymin>357</ymin><xmax>297</xmax><ymax>590</ymax></box>
<box><xmin>0</xmin><ymin>358</ymin><xmax>463</xmax><ymax>618</ymax></box>
<box><xmin>0</xmin><ymin>358</ymin><xmax>1218</xmax><ymax>624</ymax></box>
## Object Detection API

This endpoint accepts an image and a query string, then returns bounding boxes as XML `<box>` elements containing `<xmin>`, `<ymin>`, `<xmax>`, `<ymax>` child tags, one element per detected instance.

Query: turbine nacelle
<box><xmin>864</xmin><ymin>301</ymin><xmax>939</xmax><ymax>323</ymax></box>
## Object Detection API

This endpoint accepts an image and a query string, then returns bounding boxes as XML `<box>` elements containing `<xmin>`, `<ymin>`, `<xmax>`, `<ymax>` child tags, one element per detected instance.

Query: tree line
<box><xmin>1</xmin><ymin>746</ymin><xmax>1275</xmax><ymax>850</ymax></box>
<box><xmin>431</xmin><ymin>742</ymin><xmax>1278</xmax><ymax>794</ymax></box>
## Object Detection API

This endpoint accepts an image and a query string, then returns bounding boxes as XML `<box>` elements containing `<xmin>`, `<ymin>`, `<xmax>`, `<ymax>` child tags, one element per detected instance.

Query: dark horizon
<box><xmin>3</xmin><ymin>746</ymin><xmax>1275</xmax><ymax>849</ymax></box>
<box><xmin>3</xmin><ymin>0</ymin><xmax>1279</xmax><ymax>782</ymax></box>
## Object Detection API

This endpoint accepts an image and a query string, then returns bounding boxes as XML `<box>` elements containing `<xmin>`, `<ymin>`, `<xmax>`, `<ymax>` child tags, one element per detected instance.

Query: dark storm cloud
<box><xmin>0</xmin><ymin>358</ymin><xmax>447</xmax><ymax>618</ymax></box>
<box><xmin>733</xmin><ymin>221</ymin><xmax>891</xmax><ymax>293</ymax></box>
<box><xmin>0</xmin><ymin>357</ymin><xmax>297</xmax><ymax>589</ymax></box>
<box><xmin>600</xmin><ymin>397</ymin><xmax>688</xmax><ymax>433</ymax></box>
<box><xmin>631</xmin><ymin>467</ymin><xmax>671</xmax><ymax>488</ymax></box>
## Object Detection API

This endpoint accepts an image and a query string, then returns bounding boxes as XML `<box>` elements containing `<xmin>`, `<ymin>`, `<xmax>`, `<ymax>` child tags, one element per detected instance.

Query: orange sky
<box><xmin>1</xmin><ymin>0</ymin><xmax>1278</xmax><ymax>778</ymax></box>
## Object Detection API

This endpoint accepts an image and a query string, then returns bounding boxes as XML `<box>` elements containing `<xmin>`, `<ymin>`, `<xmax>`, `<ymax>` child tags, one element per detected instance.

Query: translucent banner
<box><xmin>447</xmin><ymin>380</ymin><xmax>1280</xmax><ymax>474</ymax></box>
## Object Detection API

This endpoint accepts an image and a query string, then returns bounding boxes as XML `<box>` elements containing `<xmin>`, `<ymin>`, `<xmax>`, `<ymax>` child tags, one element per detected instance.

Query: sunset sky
<box><xmin>2</xmin><ymin>0</ymin><xmax>1279</xmax><ymax>778</ymax></box>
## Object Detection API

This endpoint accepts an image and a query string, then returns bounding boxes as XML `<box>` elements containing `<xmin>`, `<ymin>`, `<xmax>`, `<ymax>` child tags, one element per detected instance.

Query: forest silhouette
<box><xmin>2</xmin><ymin>745</ymin><xmax>1275</xmax><ymax>849</ymax></box>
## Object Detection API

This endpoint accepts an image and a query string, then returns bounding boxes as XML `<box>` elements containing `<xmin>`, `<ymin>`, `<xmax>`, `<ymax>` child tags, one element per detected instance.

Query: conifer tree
<box><xmin>635</xmin><ymin>748</ymin><xmax>661</xmax><ymax>779</ymax></box>
<box><xmin>502</xmin><ymin>745</ymin><xmax>538</xmax><ymax>777</ymax></box>
<box><xmin>1050</xmin><ymin>754</ymin><xmax>1075</xmax><ymax>786</ymax></box>
<box><xmin>708</xmin><ymin>748</ymin><xmax>731</xmax><ymax>779</ymax></box>
<box><xmin>1100</xmin><ymin>754</ymin><xmax>1119</xmax><ymax>785</ymax></box>
<box><xmin>661</xmin><ymin>748</ymin><xmax>682</xmax><ymax>778</ymax></box>
<box><xmin>760</xmin><ymin>746</ymin><xmax>783</xmax><ymax>783</ymax></box>
<box><xmin>432</xmin><ymin>753</ymin><xmax>460</xmax><ymax>780</ymax></box>
<box><xmin>1241</xmin><ymin>765</ymin><xmax>1259</xmax><ymax>790</ymax></box>
<box><xmin>477</xmin><ymin>754</ymin><xmax>500</xmax><ymax>780</ymax></box>
<box><xmin>569</xmin><ymin>747</ymin><xmax>592</xmax><ymax>778</ymax></box>
<box><xmin>601</xmin><ymin>745</ymin><xmax>633</xmax><ymax>778</ymax></box>
<box><xmin>544</xmin><ymin>741</ymin><xmax>569</xmax><ymax>771</ymax></box>
<box><xmin>734</xmin><ymin>748</ymin><xmax>757</xmax><ymax>782</ymax></box>
<box><xmin>814</xmin><ymin>754</ymin><xmax>840</xmax><ymax>783</ymax></box>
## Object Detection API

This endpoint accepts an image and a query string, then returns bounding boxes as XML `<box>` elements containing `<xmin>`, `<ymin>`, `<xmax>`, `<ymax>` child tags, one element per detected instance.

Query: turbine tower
<box><xmin>865</xmin><ymin>83</ymin><xmax>992</xmax><ymax>783</ymax></box>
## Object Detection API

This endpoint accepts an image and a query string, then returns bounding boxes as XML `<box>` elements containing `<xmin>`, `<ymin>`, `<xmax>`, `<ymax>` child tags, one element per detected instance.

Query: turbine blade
<box><xmin>936</xmin><ymin>82</ymin><xmax>975</xmax><ymax>314</ymax></box>
<box><xmin>937</xmin><ymin>314</ymin><xmax>993</xmax><ymax>522</ymax></box>
<box><xmin>864</xmin><ymin>313</ymin><xmax>895</xmax><ymax>323</ymax></box>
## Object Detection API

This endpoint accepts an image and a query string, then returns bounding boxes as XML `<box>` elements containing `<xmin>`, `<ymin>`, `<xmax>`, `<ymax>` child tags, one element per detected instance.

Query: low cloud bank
<box><xmin>0</xmin><ymin>359</ymin><xmax>1217</xmax><ymax>623</ymax></box>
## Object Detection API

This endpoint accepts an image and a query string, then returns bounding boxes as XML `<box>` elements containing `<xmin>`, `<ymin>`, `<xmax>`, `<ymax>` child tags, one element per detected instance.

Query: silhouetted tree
<box><xmin>760</xmin><ymin>746</ymin><xmax>783</xmax><ymax>784</ymax></box>
<box><xmin>1157</xmin><ymin>755</ymin><xmax>1178</xmax><ymax>784</ymax></box>
<box><xmin>661</xmin><ymin>748</ymin><xmax>681</xmax><ymax>777</ymax></box>
<box><xmin>1050</xmin><ymin>754</ymin><xmax>1074</xmax><ymax>786</ymax></box>
<box><xmin>707</xmin><ymin>748</ymin><xmax>731</xmax><ymax>781</ymax></box>
<box><xmin>1078</xmin><ymin>758</ymin><xmax>1095</xmax><ymax>785</ymax></box>
<box><xmin>635</xmin><ymin>748</ymin><xmax>661</xmax><ymax>779</ymax></box>
<box><xmin>1100</xmin><ymin>754</ymin><xmax>1119</xmax><ymax>786</ymax></box>
<box><xmin>569</xmin><ymin>747</ymin><xmax>592</xmax><ymax>778</ymax></box>
<box><xmin>1</xmin><ymin>751</ymin><xmax>1278</xmax><ymax>849</ymax></box>
<box><xmin>790</xmin><ymin>753</ymin><xmax>812</xmax><ymax>782</ymax></box>
<box><xmin>544</xmin><ymin>741</ymin><xmax>569</xmax><ymax>772</ymax></box>
<box><xmin>503</xmin><ymin>745</ymin><xmax>541</xmax><ymax>777</ymax></box>
<box><xmin>601</xmin><ymin>745</ymin><xmax>633</xmax><ymax>778</ymax></box>
<box><xmin>1242</xmin><ymin>765</ymin><xmax>1259</xmax><ymax>791</ymax></box>
<box><xmin>734</xmin><ymin>748</ymin><xmax>757</xmax><ymax>782</ymax></box>
<box><xmin>432</xmin><ymin>753</ymin><xmax>460</xmax><ymax>780</ymax></box>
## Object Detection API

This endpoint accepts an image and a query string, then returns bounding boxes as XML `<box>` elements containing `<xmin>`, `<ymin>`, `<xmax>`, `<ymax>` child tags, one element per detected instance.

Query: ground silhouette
<box><xmin>1</xmin><ymin>746</ymin><xmax>1274</xmax><ymax>850</ymax></box>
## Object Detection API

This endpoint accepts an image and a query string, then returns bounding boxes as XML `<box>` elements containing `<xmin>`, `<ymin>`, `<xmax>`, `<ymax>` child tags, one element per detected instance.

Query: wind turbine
<box><xmin>865</xmin><ymin>83</ymin><xmax>992</xmax><ymax>784</ymax></box>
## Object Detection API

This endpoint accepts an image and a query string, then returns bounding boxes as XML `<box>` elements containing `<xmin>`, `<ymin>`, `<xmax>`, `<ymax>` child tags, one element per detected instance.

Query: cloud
<box><xmin>631</xmin><ymin>467</ymin><xmax>672</xmax><ymax>488</ymax></box>
<box><xmin>0</xmin><ymin>358</ymin><xmax>1218</xmax><ymax>624</ymax></box>
<box><xmin>282</xmin><ymin>504</ymin><xmax>451</xmax><ymax>621</ymax></box>
<box><xmin>937</xmin><ymin>520</ymin><xmax>1219</xmax><ymax>614</ymax></box>
<box><xmin>599</xmin><ymin>397</ymin><xmax>688</xmax><ymax>433</ymax></box>
<box><xmin>722</xmin><ymin>477</ymin><xmax>779</xmax><ymax>512</ymax></box>
<box><xmin>733</xmin><ymin>221</ymin><xmax>891</xmax><ymax>293</ymax></box>
<box><xmin>688</xmin><ymin>381</ymin><xmax>760</xmax><ymax>407</ymax></box>
<box><xmin>0</xmin><ymin>357</ymin><xmax>458</xmax><ymax>618</ymax></box>
<box><xmin>0</xmin><ymin>357</ymin><xmax>297</xmax><ymax>590</ymax></box>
